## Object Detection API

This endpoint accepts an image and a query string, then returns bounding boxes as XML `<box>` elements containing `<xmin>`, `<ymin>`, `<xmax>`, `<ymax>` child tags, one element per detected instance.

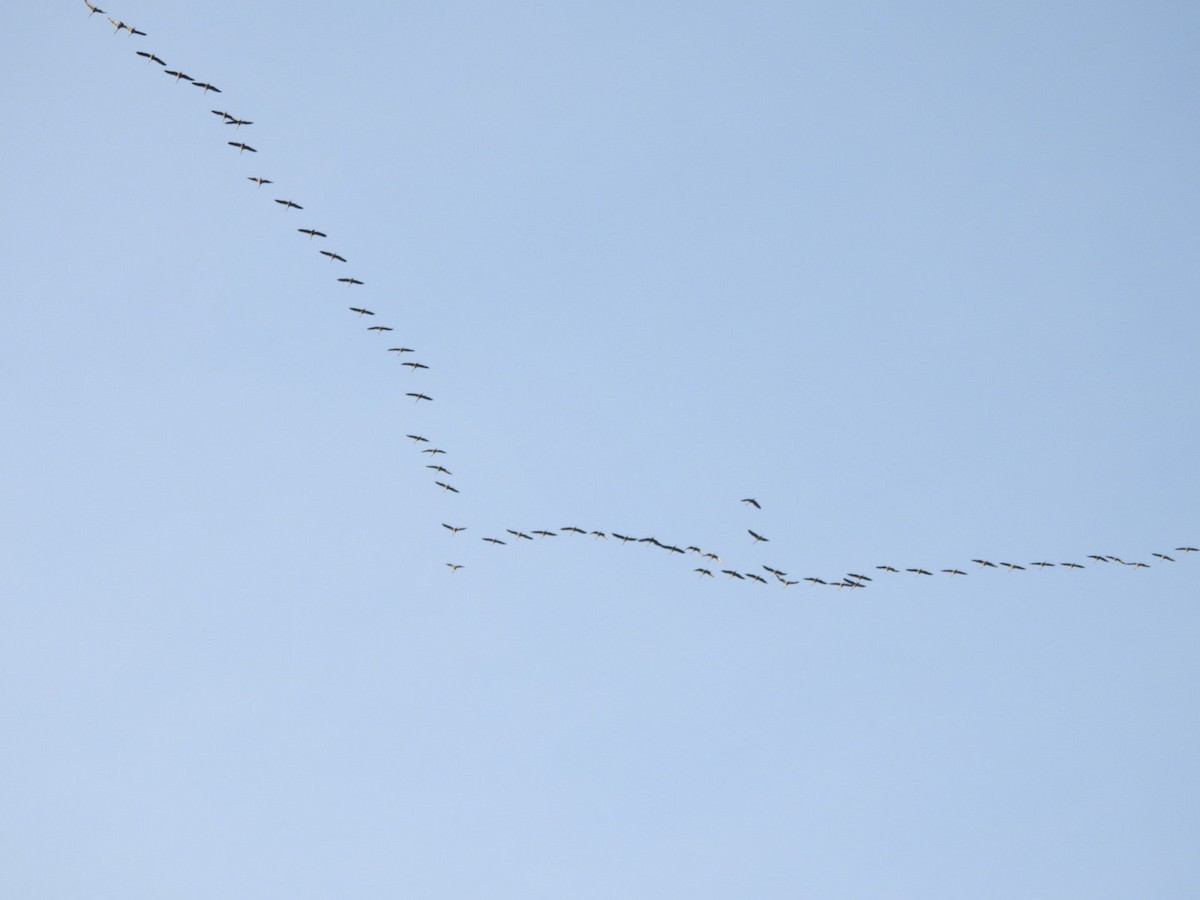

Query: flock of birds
<box><xmin>80</xmin><ymin>3</ymin><xmax>1195</xmax><ymax>590</ymax></box>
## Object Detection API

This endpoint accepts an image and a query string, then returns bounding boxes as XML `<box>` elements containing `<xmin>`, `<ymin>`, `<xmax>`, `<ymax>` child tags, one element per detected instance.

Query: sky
<box><xmin>2</xmin><ymin>0</ymin><xmax>1199</xmax><ymax>896</ymax></box>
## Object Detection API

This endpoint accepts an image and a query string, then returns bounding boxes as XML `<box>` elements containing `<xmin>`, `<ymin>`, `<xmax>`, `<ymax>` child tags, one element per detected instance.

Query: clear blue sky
<box><xmin>2</xmin><ymin>1</ymin><xmax>1198</xmax><ymax>896</ymax></box>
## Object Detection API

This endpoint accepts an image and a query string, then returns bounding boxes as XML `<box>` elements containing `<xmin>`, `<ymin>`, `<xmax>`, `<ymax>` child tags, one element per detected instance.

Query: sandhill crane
<box><xmin>83</xmin><ymin>1</ymin><xmax>104</xmax><ymax>16</ymax></box>
<box><xmin>876</xmin><ymin>565</ymin><xmax>899</xmax><ymax>573</ymax></box>
<box><xmin>702</xmin><ymin>552</ymin><xmax>720</xmax><ymax>562</ymax></box>
<box><xmin>212</xmin><ymin>109</ymin><xmax>232</xmax><ymax>119</ymax></box>
<box><xmin>107</xmin><ymin>16</ymin><xmax>124</xmax><ymax>30</ymax></box>
<box><xmin>742</xmin><ymin>498</ymin><xmax>761</xmax><ymax>509</ymax></box>
<box><xmin>164</xmin><ymin>70</ymin><xmax>193</xmax><ymax>82</ymax></box>
<box><xmin>748</xmin><ymin>529</ymin><xmax>768</xmax><ymax>543</ymax></box>
<box><xmin>1127</xmin><ymin>561</ymin><xmax>1150</xmax><ymax>568</ymax></box>
<box><xmin>426</xmin><ymin>465</ymin><xmax>452</xmax><ymax>475</ymax></box>
<box><xmin>1060</xmin><ymin>562</ymin><xmax>1085</xmax><ymax>569</ymax></box>
<box><xmin>665</xmin><ymin>546</ymin><xmax>685</xmax><ymax>555</ymax></box>
<box><xmin>941</xmin><ymin>569</ymin><xmax>967</xmax><ymax>576</ymax></box>
<box><xmin>747</xmin><ymin>574</ymin><xmax>769</xmax><ymax>585</ymax></box>
<box><xmin>906</xmin><ymin>568</ymin><xmax>933</xmax><ymax>576</ymax></box>
<box><xmin>532</xmin><ymin>530</ymin><xmax>557</xmax><ymax>538</ymax></box>
<box><xmin>348</xmin><ymin>307</ymin><xmax>374</xmax><ymax>316</ymax></box>
<box><xmin>612</xmin><ymin>533</ymin><xmax>635</xmax><ymax>543</ymax></box>
<box><xmin>686</xmin><ymin>546</ymin><xmax>702</xmax><ymax>554</ymax></box>
<box><xmin>696</xmin><ymin>568</ymin><xmax>714</xmax><ymax>578</ymax></box>
<box><xmin>506</xmin><ymin>530</ymin><xmax>533</xmax><ymax>541</ymax></box>
<box><xmin>274</xmin><ymin>199</ymin><xmax>302</xmax><ymax>210</ymax></box>
<box><xmin>406</xmin><ymin>434</ymin><xmax>428</xmax><ymax>443</ymax></box>
<box><xmin>136</xmin><ymin>51</ymin><xmax>166</xmax><ymax>65</ymax></box>
<box><xmin>193</xmin><ymin>82</ymin><xmax>221</xmax><ymax>93</ymax></box>
<box><xmin>228</xmin><ymin>141</ymin><xmax>255</xmax><ymax>153</ymax></box>
<box><xmin>780</xmin><ymin>579</ymin><xmax>799</xmax><ymax>587</ymax></box>
<box><xmin>434</xmin><ymin>481</ymin><xmax>458</xmax><ymax>493</ymax></box>
<box><xmin>562</xmin><ymin>526</ymin><xmax>587</xmax><ymax>535</ymax></box>
<box><xmin>366</xmin><ymin>325</ymin><xmax>393</xmax><ymax>333</ymax></box>
<box><xmin>482</xmin><ymin>537</ymin><xmax>506</xmax><ymax>546</ymax></box>
<box><xmin>442</xmin><ymin>524</ymin><xmax>466</xmax><ymax>534</ymax></box>
<box><xmin>763</xmin><ymin>566</ymin><xmax>784</xmax><ymax>577</ymax></box>
<box><xmin>1087</xmin><ymin>555</ymin><xmax>1109</xmax><ymax>562</ymax></box>
<box><xmin>247</xmin><ymin>177</ymin><xmax>272</xmax><ymax>187</ymax></box>
<box><xmin>722</xmin><ymin>570</ymin><xmax>745</xmax><ymax>580</ymax></box>
<box><xmin>446</xmin><ymin>563</ymin><xmax>464</xmax><ymax>572</ymax></box>
<box><xmin>421</xmin><ymin>448</ymin><xmax>446</xmax><ymax>456</ymax></box>
<box><xmin>388</xmin><ymin>347</ymin><xmax>415</xmax><ymax>355</ymax></box>
<box><xmin>999</xmin><ymin>562</ymin><xmax>1026</xmax><ymax>571</ymax></box>
<box><xmin>1030</xmin><ymin>562</ymin><xmax>1055</xmax><ymax>568</ymax></box>
<box><xmin>320</xmin><ymin>251</ymin><xmax>347</xmax><ymax>263</ymax></box>
<box><xmin>338</xmin><ymin>277</ymin><xmax>364</xmax><ymax>286</ymax></box>
<box><xmin>803</xmin><ymin>577</ymin><xmax>827</xmax><ymax>585</ymax></box>
<box><xmin>406</xmin><ymin>392</ymin><xmax>432</xmax><ymax>403</ymax></box>
<box><xmin>591</xmin><ymin>531</ymin><xmax>608</xmax><ymax>539</ymax></box>
<box><xmin>225</xmin><ymin>118</ymin><xmax>253</xmax><ymax>128</ymax></box>
<box><xmin>972</xmin><ymin>559</ymin><xmax>998</xmax><ymax>569</ymax></box>
<box><xmin>1177</xmin><ymin>546</ymin><xmax>1199</xmax><ymax>553</ymax></box>
<box><xmin>298</xmin><ymin>228</ymin><xmax>326</xmax><ymax>239</ymax></box>
<box><xmin>846</xmin><ymin>573</ymin><xmax>872</xmax><ymax>582</ymax></box>
<box><xmin>402</xmin><ymin>362</ymin><xmax>429</xmax><ymax>372</ymax></box>
<box><xmin>1152</xmin><ymin>553</ymin><xmax>1175</xmax><ymax>562</ymax></box>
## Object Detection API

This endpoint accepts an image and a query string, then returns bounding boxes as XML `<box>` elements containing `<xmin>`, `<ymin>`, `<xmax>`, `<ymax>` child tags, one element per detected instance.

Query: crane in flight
<box><xmin>193</xmin><ymin>81</ymin><xmax>221</xmax><ymax>93</ymax></box>
<box><xmin>135</xmin><ymin>51</ymin><xmax>166</xmax><ymax>65</ymax></box>
<box><xmin>348</xmin><ymin>307</ymin><xmax>374</xmax><ymax>316</ymax></box>
<box><xmin>434</xmin><ymin>481</ymin><xmax>459</xmax><ymax>493</ymax></box>
<box><xmin>319</xmin><ymin>251</ymin><xmax>347</xmax><ymax>263</ymax></box>
<box><xmin>338</xmin><ymin>277</ymin><xmax>364</xmax><ymax>286</ymax></box>
<box><xmin>83</xmin><ymin>1</ymin><xmax>105</xmax><ymax>16</ymax></box>
<box><xmin>228</xmin><ymin>141</ymin><xmax>255</xmax><ymax>153</ymax></box>
<box><xmin>446</xmin><ymin>563</ymin><xmax>464</xmax><ymax>572</ymax></box>
<box><xmin>442</xmin><ymin>524</ymin><xmax>467</xmax><ymax>535</ymax></box>
<box><xmin>748</xmin><ymin>529</ymin><xmax>768</xmax><ymax>543</ymax></box>
<box><xmin>247</xmin><ymin>177</ymin><xmax>272</xmax><ymax>188</ymax></box>
<box><xmin>274</xmin><ymin>199</ymin><xmax>302</xmax><ymax>210</ymax></box>
<box><xmin>407</xmin><ymin>392</ymin><xmax>432</xmax><ymax>403</ymax></box>
<box><xmin>741</xmin><ymin>498</ymin><xmax>761</xmax><ymax>509</ymax></box>
<box><xmin>297</xmin><ymin>228</ymin><xmax>326</xmax><ymax>239</ymax></box>
<box><xmin>164</xmin><ymin>70</ymin><xmax>193</xmax><ymax>82</ymax></box>
<box><xmin>366</xmin><ymin>325</ymin><xmax>393</xmax><ymax>333</ymax></box>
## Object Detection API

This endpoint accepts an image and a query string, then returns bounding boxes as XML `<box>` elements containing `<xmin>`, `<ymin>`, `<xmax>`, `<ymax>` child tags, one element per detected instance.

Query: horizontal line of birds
<box><xmin>82</xmin><ymin>4</ymin><xmax>1196</xmax><ymax>588</ymax></box>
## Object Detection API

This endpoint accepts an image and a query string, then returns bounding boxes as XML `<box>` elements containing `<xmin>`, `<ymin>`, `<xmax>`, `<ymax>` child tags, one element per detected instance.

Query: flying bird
<box><xmin>434</xmin><ymin>481</ymin><xmax>459</xmax><ymax>493</ymax></box>
<box><xmin>407</xmin><ymin>392</ymin><xmax>432</xmax><ymax>403</ymax></box>
<box><xmin>561</xmin><ymin>526</ymin><xmax>587</xmax><ymax>535</ymax></box>
<box><xmin>366</xmin><ymin>325</ymin><xmax>393</xmax><ymax>333</ymax></box>
<box><xmin>803</xmin><ymin>577</ymin><xmax>827</xmax><ymax>586</ymax></box>
<box><xmin>228</xmin><ymin>141</ymin><xmax>255</xmax><ymax>153</ymax></box>
<box><xmin>1000</xmin><ymin>562</ymin><xmax>1026</xmax><ymax>571</ymax></box>
<box><xmin>297</xmin><ymin>228</ymin><xmax>326</xmax><ymax>239</ymax></box>
<box><xmin>225</xmin><ymin>118</ymin><xmax>253</xmax><ymax>128</ymax></box>
<box><xmin>338</xmin><ymin>277</ymin><xmax>364</xmax><ymax>286</ymax></box>
<box><xmin>506</xmin><ymin>530</ymin><xmax>533</xmax><ymax>541</ymax></box>
<box><xmin>388</xmin><ymin>347</ymin><xmax>415</xmax><ymax>354</ymax></box>
<box><xmin>876</xmin><ymin>565</ymin><xmax>899</xmax><ymax>573</ymax></box>
<box><xmin>421</xmin><ymin>448</ymin><xmax>446</xmax><ymax>456</ymax></box>
<box><xmin>748</xmin><ymin>529</ymin><xmax>768</xmax><ymax>543</ymax></box>
<box><xmin>446</xmin><ymin>563</ymin><xmax>464</xmax><ymax>572</ymax></box>
<box><xmin>348</xmin><ymin>307</ymin><xmax>374</xmax><ymax>316</ymax></box>
<box><xmin>135</xmin><ymin>51</ymin><xmax>166</xmax><ymax>65</ymax></box>
<box><xmin>972</xmin><ymin>559</ymin><xmax>998</xmax><ymax>569</ymax></box>
<box><xmin>741</xmin><ymin>498</ymin><xmax>761</xmax><ymax>509</ymax></box>
<box><xmin>401</xmin><ymin>362</ymin><xmax>429</xmax><ymax>372</ymax></box>
<box><xmin>482</xmin><ymin>537</ymin><xmax>506</xmax><ymax>546</ymax></box>
<box><xmin>83</xmin><ymin>1</ymin><xmax>105</xmax><ymax>16</ymax></box>
<box><xmin>722</xmin><ymin>570</ymin><xmax>745</xmax><ymax>580</ymax></box>
<box><xmin>1060</xmin><ymin>562</ymin><xmax>1085</xmax><ymax>569</ymax></box>
<box><xmin>942</xmin><ymin>569</ymin><xmax>968</xmax><ymax>576</ymax></box>
<box><xmin>426</xmin><ymin>465</ymin><xmax>452</xmax><ymax>475</ymax></box>
<box><xmin>319</xmin><ymin>251</ymin><xmax>347</xmax><ymax>263</ymax></box>
<box><xmin>590</xmin><ymin>531</ymin><xmax>608</xmax><ymax>539</ymax></box>
<box><xmin>274</xmin><ymin>199</ymin><xmax>302</xmax><ymax>210</ymax></box>
<box><xmin>246</xmin><ymin>177</ymin><xmax>272</xmax><ymax>187</ymax></box>
<box><xmin>406</xmin><ymin>434</ymin><xmax>428</xmax><ymax>443</ymax></box>
<box><xmin>442</xmin><ymin>524</ymin><xmax>467</xmax><ymax>534</ymax></box>
<box><xmin>164</xmin><ymin>70</ymin><xmax>193</xmax><ymax>82</ymax></box>
<box><xmin>1176</xmin><ymin>547</ymin><xmax>1198</xmax><ymax>553</ymax></box>
<box><xmin>1030</xmin><ymin>562</ymin><xmax>1056</xmax><ymax>568</ymax></box>
<box><xmin>532</xmin><ymin>530</ymin><xmax>557</xmax><ymax>538</ymax></box>
<box><xmin>1152</xmin><ymin>553</ymin><xmax>1175</xmax><ymax>562</ymax></box>
<box><xmin>193</xmin><ymin>82</ymin><xmax>221</xmax><ymax>93</ymax></box>
<box><xmin>906</xmin><ymin>568</ymin><xmax>933</xmax><ymax>576</ymax></box>
<box><xmin>695</xmin><ymin>568</ymin><xmax>714</xmax><ymax>578</ymax></box>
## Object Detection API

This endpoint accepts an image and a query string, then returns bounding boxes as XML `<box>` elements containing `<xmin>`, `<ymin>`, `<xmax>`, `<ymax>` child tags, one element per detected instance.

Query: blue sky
<box><xmin>2</xmin><ymin>1</ymin><xmax>1198</xmax><ymax>896</ymax></box>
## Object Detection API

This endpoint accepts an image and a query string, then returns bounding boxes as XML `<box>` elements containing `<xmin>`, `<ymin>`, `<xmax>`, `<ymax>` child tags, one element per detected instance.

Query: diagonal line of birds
<box><xmin>79</xmin><ymin>4</ymin><xmax>1195</xmax><ymax>588</ymax></box>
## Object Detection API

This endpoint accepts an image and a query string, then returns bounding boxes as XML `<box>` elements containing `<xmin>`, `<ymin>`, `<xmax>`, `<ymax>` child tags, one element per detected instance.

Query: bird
<box><xmin>297</xmin><ymin>228</ymin><xmax>326</xmax><ymax>239</ymax></box>
<box><xmin>532</xmin><ymin>530</ymin><xmax>557</xmax><ymax>538</ymax></box>
<box><xmin>442</xmin><ymin>524</ymin><xmax>466</xmax><ymax>534</ymax></box>
<box><xmin>402</xmin><ymin>362</ymin><xmax>429</xmax><ymax>372</ymax></box>
<box><xmin>319</xmin><ymin>251</ymin><xmax>347</xmax><ymax>263</ymax></box>
<box><xmin>746</xmin><ymin>574</ymin><xmax>769</xmax><ymax>585</ymax></box>
<box><xmin>107</xmin><ymin>16</ymin><xmax>125</xmax><ymax>31</ymax></box>
<box><xmin>999</xmin><ymin>562</ymin><xmax>1026</xmax><ymax>571</ymax></box>
<box><xmin>695</xmin><ymin>568</ymin><xmax>714</xmax><ymax>578</ymax></box>
<box><xmin>338</xmin><ymin>277</ymin><xmax>364</xmax><ymax>286</ymax></box>
<box><xmin>590</xmin><ymin>531</ymin><xmax>608</xmax><ymax>539</ymax></box>
<box><xmin>388</xmin><ymin>347</ymin><xmax>415</xmax><ymax>355</ymax></box>
<box><xmin>803</xmin><ymin>577</ymin><xmax>827</xmax><ymax>586</ymax></box>
<box><xmin>1152</xmin><ymin>553</ymin><xmax>1175</xmax><ymax>562</ymax></box>
<box><xmin>83</xmin><ymin>1</ymin><xmax>105</xmax><ymax>16</ymax></box>
<box><xmin>722</xmin><ymin>570</ymin><xmax>745</xmax><ymax>580</ymax></box>
<box><xmin>482</xmin><ymin>537</ymin><xmax>507</xmax><ymax>546</ymax></box>
<box><xmin>225</xmin><ymin>118</ymin><xmax>253</xmax><ymax>128</ymax></box>
<box><xmin>1176</xmin><ymin>547</ymin><xmax>1198</xmax><ymax>553</ymax></box>
<box><xmin>247</xmin><ymin>177</ymin><xmax>273</xmax><ymax>187</ymax></box>
<box><xmin>906</xmin><ymin>568</ymin><xmax>933</xmax><ymax>576</ymax></box>
<box><xmin>211</xmin><ymin>109</ymin><xmax>232</xmax><ymax>119</ymax></box>
<box><xmin>846</xmin><ymin>573</ymin><xmax>872</xmax><ymax>582</ymax></box>
<box><xmin>228</xmin><ymin>141</ymin><xmax>256</xmax><ymax>153</ymax></box>
<box><xmin>107</xmin><ymin>18</ymin><xmax>143</xmax><ymax>35</ymax></box>
<box><xmin>426</xmin><ymin>465</ymin><xmax>452</xmax><ymax>475</ymax></box>
<box><xmin>612</xmin><ymin>533</ymin><xmax>636</xmax><ymax>543</ymax></box>
<box><xmin>742</xmin><ymin>498</ymin><xmax>761</xmax><ymax>509</ymax></box>
<box><xmin>561</xmin><ymin>526</ymin><xmax>587</xmax><ymax>535</ymax></box>
<box><xmin>506</xmin><ymin>530</ymin><xmax>533</xmax><ymax>541</ymax></box>
<box><xmin>1030</xmin><ymin>562</ymin><xmax>1056</xmax><ymax>568</ymax></box>
<box><xmin>274</xmin><ymin>199</ymin><xmax>302</xmax><ymax>210</ymax></box>
<box><xmin>434</xmin><ymin>481</ymin><xmax>458</xmax><ymax>493</ymax></box>
<box><xmin>348</xmin><ymin>307</ymin><xmax>374</xmax><ymax>316</ymax></box>
<box><xmin>193</xmin><ymin>82</ymin><xmax>221</xmax><ymax>93</ymax></box>
<box><xmin>763</xmin><ymin>566</ymin><xmax>784</xmax><ymax>577</ymax></box>
<box><xmin>702</xmin><ymin>552</ymin><xmax>721</xmax><ymax>562</ymax></box>
<box><xmin>406</xmin><ymin>434</ymin><xmax>428</xmax><ymax>443</ymax></box>
<box><xmin>135</xmin><ymin>51</ymin><xmax>166</xmax><ymax>65</ymax></box>
<box><xmin>406</xmin><ymin>392</ymin><xmax>432</xmax><ymax>403</ymax></box>
<box><xmin>876</xmin><ymin>565</ymin><xmax>899</xmax><ymax>573</ymax></box>
<box><xmin>366</xmin><ymin>325</ymin><xmax>393</xmax><ymax>333</ymax></box>
<box><xmin>164</xmin><ymin>70</ymin><xmax>193</xmax><ymax>82</ymax></box>
<box><xmin>972</xmin><ymin>559</ymin><xmax>998</xmax><ymax>569</ymax></box>
<box><xmin>1060</xmin><ymin>562</ymin><xmax>1085</xmax><ymax>569</ymax></box>
<box><xmin>1087</xmin><ymin>555</ymin><xmax>1109</xmax><ymax>562</ymax></box>
<box><xmin>446</xmin><ymin>563</ymin><xmax>464</xmax><ymax>572</ymax></box>
<box><xmin>942</xmin><ymin>569</ymin><xmax>968</xmax><ymax>576</ymax></box>
<box><xmin>421</xmin><ymin>448</ymin><xmax>446</xmax><ymax>456</ymax></box>
<box><xmin>748</xmin><ymin>529</ymin><xmax>768</xmax><ymax>543</ymax></box>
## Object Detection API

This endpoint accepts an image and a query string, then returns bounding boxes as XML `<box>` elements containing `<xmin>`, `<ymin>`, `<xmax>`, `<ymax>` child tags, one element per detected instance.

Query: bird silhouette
<box><xmin>748</xmin><ymin>529</ymin><xmax>768</xmax><ymax>543</ymax></box>
<box><xmin>366</xmin><ymin>325</ymin><xmax>393</xmax><ymax>333</ymax></box>
<box><xmin>228</xmin><ymin>141</ymin><xmax>255</xmax><ymax>153</ymax></box>
<box><xmin>483</xmin><ymin>537</ymin><xmax>506</xmax><ymax>546</ymax></box>
<box><xmin>406</xmin><ymin>434</ymin><xmax>428</xmax><ymax>443</ymax></box>
<box><xmin>274</xmin><ymin>199</ymin><xmax>302</xmax><ymax>210</ymax></box>
<box><xmin>247</xmin><ymin>177</ymin><xmax>273</xmax><ymax>187</ymax></box>
<box><xmin>446</xmin><ymin>563</ymin><xmax>464</xmax><ymax>572</ymax></box>
<box><xmin>135</xmin><ymin>51</ymin><xmax>166</xmax><ymax>65</ymax></box>
<box><xmin>193</xmin><ymin>82</ymin><xmax>221</xmax><ymax>93</ymax></box>
<box><xmin>434</xmin><ymin>481</ymin><xmax>458</xmax><ymax>493</ymax></box>
<box><xmin>401</xmin><ymin>362</ymin><xmax>429</xmax><ymax>372</ymax></box>
<box><xmin>742</xmin><ymin>498</ymin><xmax>761</xmax><ymax>509</ymax></box>
<box><xmin>164</xmin><ymin>70</ymin><xmax>193</xmax><ymax>82</ymax></box>
<box><xmin>338</xmin><ymin>277</ymin><xmax>364</xmax><ymax>286</ymax></box>
<box><xmin>83</xmin><ymin>1</ymin><xmax>105</xmax><ymax>16</ymax></box>
<box><xmin>297</xmin><ymin>228</ymin><xmax>326</xmax><ymax>239</ymax></box>
<box><xmin>407</xmin><ymin>392</ymin><xmax>432</xmax><ymax>403</ymax></box>
<box><xmin>348</xmin><ymin>307</ymin><xmax>374</xmax><ymax>316</ymax></box>
<box><xmin>442</xmin><ymin>524</ymin><xmax>467</xmax><ymax>534</ymax></box>
<box><xmin>319</xmin><ymin>251</ymin><xmax>347</xmax><ymax>263</ymax></box>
